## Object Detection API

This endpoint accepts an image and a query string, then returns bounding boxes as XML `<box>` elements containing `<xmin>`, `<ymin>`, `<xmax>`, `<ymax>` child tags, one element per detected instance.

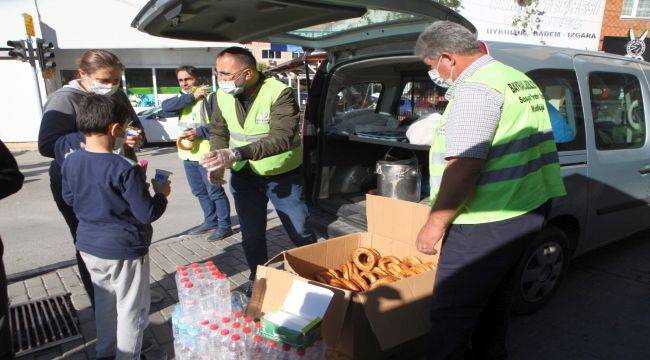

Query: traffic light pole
<box><xmin>25</xmin><ymin>36</ymin><xmax>43</xmax><ymax>109</ymax></box>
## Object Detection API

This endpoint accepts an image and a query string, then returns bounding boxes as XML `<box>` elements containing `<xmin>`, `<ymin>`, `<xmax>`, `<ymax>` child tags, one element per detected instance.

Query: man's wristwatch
<box><xmin>231</xmin><ymin>148</ymin><xmax>243</xmax><ymax>162</ymax></box>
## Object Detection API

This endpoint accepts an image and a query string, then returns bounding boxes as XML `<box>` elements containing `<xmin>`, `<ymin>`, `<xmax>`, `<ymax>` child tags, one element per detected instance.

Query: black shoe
<box><xmin>207</xmin><ymin>227</ymin><xmax>234</xmax><ymax>242</ymax></box>
<box><xmin>187</xmin><ymin>223</ymin><xmax>216</xmax><ymax>235</ymax></box>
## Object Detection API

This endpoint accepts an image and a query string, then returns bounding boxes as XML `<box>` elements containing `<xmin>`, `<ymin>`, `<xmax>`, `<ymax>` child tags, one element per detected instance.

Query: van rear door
<box><xmin>574</xmin><ymin>55</ymin><xmax>650</xmax><ymax>248</ymax></box>
<box><xmin>132</xmin><ymin>0</ymin><xmax>474</xmax><ymax>61</ymax></box>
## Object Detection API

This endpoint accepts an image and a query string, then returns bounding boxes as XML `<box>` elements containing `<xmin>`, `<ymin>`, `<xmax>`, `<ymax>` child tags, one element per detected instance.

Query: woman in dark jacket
<box><xmin>37</xmin><ymin>50</ymin><xmax>141</xmax><ymax>308</ymax></box>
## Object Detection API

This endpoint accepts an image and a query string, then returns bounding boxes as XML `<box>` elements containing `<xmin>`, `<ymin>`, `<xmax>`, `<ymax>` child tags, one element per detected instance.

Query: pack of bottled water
<box><xmin>171</xmin><ymin>262</ymin><xmax>324</xmax><ymax>359</ymax></box>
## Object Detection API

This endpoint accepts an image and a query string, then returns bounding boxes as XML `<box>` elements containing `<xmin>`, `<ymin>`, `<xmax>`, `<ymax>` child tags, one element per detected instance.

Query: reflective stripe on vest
<box><xmin>178</xmin><ymin>96</ymin><xmax>211</xmax><ymax>161</ymax></box>
<box><xmin>429</xmin><ymin>61</ymin><xmax>566</xmax><ymax>224</ymax></box>
<box><xmin>217</xmin><ymin>77</ymin><xmax>302</xmax><ymax>176</ymax></box>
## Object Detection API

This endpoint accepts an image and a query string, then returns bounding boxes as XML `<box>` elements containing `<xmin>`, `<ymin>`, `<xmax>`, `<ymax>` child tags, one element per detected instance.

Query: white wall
<box><xmin>0</xmin><ymin>0</ymin><xmax>45</xmax><ymax>142</ymax></box>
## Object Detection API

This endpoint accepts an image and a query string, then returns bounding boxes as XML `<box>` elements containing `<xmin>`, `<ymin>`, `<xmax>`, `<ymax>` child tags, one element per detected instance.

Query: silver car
<box><xmin>133</xmin><ymin>0</ymin><xmax>650</xmax><ymax>314</ymax></box>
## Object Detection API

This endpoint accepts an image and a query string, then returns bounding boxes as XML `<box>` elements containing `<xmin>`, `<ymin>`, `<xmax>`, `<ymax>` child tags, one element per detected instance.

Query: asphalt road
<box><xmin>1</xmin><ymin>146</ymin><xmax>240</xmax><ymax>278</ymax></box>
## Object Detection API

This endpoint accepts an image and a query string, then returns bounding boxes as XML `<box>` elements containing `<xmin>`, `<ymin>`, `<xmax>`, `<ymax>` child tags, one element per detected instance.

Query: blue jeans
<box><xmin>230</xmin><ymin>167</ymin><xmax>316</xmax><ymax>280</ymax></box>
<box><xmin>183</xmin><ymin>160</ymin><xmax>231</xmax><ymax>229</ymax></box>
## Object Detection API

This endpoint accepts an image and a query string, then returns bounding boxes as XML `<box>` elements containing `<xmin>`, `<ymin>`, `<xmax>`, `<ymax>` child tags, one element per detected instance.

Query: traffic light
<box><xmin>6</xmin><ymin>40</ymin><xmax>28</xmax><ymax>62</ymax></box>
<box><xmin>36</xmin><ymin>39</ymin><xmax>56</xmax><ymax>71</ymax></box>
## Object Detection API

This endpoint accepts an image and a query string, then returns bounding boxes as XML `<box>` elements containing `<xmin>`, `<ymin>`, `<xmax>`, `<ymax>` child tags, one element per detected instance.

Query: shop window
<box><xmin>125</xmin><ymin>68</ymin><xmax>155</xmax><ymax>108</ymax></box>
<box><xmin>262</xmin><ymin>50</ymin><xmax>282</xmax><ymax>59</ymax></box>
<box><xmin>589</xmin><ymin>72</ymin><xmax>646</xmax><ymax>150</ymax></box>
<box><xmin>528</xmin><ymin>69</ymin><xmax>586</xmax><ymax>151</ymax></box>
<box><xmin>621</xmin><ymin>0</ymin><xmax>650</xmax><ymax>18</ymax></box>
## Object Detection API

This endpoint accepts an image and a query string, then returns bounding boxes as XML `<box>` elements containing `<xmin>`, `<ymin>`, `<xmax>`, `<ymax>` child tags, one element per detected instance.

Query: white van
<box><xmin>133</xmin><ymin>0</ymin><xmax>650</xmax><ymax>314</ymax></box>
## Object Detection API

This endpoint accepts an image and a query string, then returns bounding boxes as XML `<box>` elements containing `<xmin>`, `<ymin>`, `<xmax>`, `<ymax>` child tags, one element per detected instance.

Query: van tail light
<box><xmin>479</xmin><ymin>41</ymin><xmax>489</xmax><ymax>55</ymax></box>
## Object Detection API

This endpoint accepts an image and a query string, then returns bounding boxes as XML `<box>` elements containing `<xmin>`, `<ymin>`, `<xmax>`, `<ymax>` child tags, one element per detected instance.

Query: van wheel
<box><xmin>511</xmin><ymin>226</ymin><xmax>569</xmax><ymax>315</ymax></box>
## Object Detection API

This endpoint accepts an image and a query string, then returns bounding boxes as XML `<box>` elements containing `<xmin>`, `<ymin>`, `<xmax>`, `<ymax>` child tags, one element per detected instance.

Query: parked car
<box><xmin>133</xmin><ymin>0</ymin><xmax>650</xmax><ymax>314</ymax></box>
<box><xmin>137</xmin><ymin>106</ymin><xmax>180</xmax><ymax>145</ymax></box>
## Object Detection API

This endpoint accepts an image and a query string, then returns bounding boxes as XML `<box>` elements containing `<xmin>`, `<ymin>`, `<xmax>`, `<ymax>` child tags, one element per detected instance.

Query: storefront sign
<box><xmin>458</xmin><ymin>0</ymin><xmax>607</xmax><ymax>50</ymax></box>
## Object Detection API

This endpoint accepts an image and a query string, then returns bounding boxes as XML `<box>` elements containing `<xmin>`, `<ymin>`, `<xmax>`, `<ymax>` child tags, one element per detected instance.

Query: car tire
<box><xmin>511</xmin><ymin>225</ymin><xmax>570</xmax><ymax>315</ymax></box>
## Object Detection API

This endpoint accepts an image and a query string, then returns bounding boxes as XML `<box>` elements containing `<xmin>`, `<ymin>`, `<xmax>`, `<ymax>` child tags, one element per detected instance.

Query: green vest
<box><xmin>178</xmin><ymin>96</ymin><xmax>211</xmax><ymax>161</ymax></box>
<box><xmin>216</xmin><ymin>77</ymin><xmax>302</xmax><ymax>176</ymax></box>
<box><xmin>429</xmin><ymin>61</ymin><xmax>566</xmax><ymax>224</ymax></box>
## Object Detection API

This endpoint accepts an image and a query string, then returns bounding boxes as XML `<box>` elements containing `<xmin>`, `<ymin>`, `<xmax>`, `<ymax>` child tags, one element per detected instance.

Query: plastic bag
<box><xmin>406</xmin><ymin>112</ymin><xmax>441</xmax><ymax>145</ymax></box>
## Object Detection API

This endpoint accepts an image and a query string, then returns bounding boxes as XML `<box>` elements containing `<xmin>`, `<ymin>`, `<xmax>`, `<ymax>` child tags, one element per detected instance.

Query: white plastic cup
<box><xmin>154</xmin><ymin>169</ymin><xmax>173</xmax><ymax>184</ymax></box>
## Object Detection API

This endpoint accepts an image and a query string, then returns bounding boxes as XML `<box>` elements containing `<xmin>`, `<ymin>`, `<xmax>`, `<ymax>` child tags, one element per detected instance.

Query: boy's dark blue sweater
<box><xmin>61</xmin><ymin>150</ymin><xmax>167</xmax><ymax>260</ymax></box>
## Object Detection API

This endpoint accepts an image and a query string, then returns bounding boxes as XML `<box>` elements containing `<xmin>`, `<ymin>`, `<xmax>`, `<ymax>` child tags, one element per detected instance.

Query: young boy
<box><xmin>61</xmin><ymin>94</ymin><xmax>170</xmax><ymax>360</ymax></box>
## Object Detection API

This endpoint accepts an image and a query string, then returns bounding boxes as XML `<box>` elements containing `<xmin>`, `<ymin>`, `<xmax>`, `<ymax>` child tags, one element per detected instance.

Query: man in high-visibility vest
<box><xmin>414</xmin><ymin>22</ymin><xmax>566</xmax><ymax>360</ymax></box>
<box><xmin>201</xmin><ymin>47</ymin><xmax>316</xmax><ymax>295</ymax></box>
<box><xmin>161</xmin><ymin>66</ymin><xmax>232</xmax><ymax>241</ymax></box>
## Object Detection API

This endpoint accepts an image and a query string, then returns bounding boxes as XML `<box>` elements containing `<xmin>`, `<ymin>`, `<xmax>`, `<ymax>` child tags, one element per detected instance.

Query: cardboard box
<box><xmin>249</xmin><ymin>194</ymin><xmax>441</xmax><ymax>359</ymax></box>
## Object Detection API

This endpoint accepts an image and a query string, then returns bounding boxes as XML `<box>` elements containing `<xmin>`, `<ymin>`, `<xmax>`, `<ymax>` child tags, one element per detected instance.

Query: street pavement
<box><xmin>2</xmin><ymin>146</ymin><xmax>649</xmax><ymax>359</ymax></box>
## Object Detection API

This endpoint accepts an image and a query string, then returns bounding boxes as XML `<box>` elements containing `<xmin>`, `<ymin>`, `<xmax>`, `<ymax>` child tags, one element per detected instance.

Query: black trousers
<box><xmin>427</xmin><ymin>203</ymin><xmax>548</xmax><ymax>360</ymax></box>
<box><xmin>49</xmin><ymin>164</ymin><xmax>95</xmax><ymax>309</ymax></box>
<box><xmin>0</xmin><ymin>238</ymin><xmax>12</xmax><ymax>359</ymax></box>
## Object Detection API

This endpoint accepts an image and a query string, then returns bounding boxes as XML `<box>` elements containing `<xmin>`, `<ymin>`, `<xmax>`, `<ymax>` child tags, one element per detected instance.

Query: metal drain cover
<box><xmin>9</xmin><ymin>293</ymin><xmax>83</xmax><ymax>357</ymax></box>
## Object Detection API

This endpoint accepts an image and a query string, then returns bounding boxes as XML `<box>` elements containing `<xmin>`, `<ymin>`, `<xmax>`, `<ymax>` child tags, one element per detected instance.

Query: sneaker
<box><xmin>207</xmin><ymin>227</ymin><xmax>234</xmax><ymax>242</ymax></box>
<box><xmin>187</xmin><ymin>223</ymin><xmax>216</xmax><ymax>235</ymax></box>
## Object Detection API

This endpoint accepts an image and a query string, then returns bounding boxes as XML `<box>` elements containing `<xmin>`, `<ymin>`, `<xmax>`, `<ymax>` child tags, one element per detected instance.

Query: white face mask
<box><xmin>90</xmin><ymin>82</ymin><xmax>119</xmax><ymax>96</ymax></box>
<box><xmin>218</xmin><ymin>80</ymin><xmax>244</xmax><ymax>95</ymax></box>
<box><xmin>428</xmin><ymin>56</ymin><xmax>454</xmax><ymax>89</ymax></box>
<box><xmin>113</xmin><ymin>136</ymin><xmax>125</xmax><ymax>150</ymax></box>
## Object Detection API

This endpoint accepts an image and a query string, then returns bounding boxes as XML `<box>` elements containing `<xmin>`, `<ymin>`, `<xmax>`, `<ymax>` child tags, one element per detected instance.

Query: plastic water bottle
<box><xmin>249</xmin><ymin>335</ymin><xmax>265</xmax><ymax>360</ymax></box>
<box><xmin>264</xmin><ymin>340</ymin><xmax>279</xmax><ymax>359</ymax></box>
<box><xmin>219</xmin><ymin>329</ymin><xmax>231</xmax><ymax>359</ymax></box>
<box><xmin>234</xmin><ymin>311</ymin><xmax>244</xmax><ymax>326</ymax></box>
<box><xmin>279</xmin><ymin>344</ymin><xmax>292</xmax><ymax>360</ymax></box>
<box><xmin>198</xmin><ymin>319</ymin><xmax>211</xmax><ymax>358</ymax></box>
<box><xmin>227</xmin><ymin>334</ymin><xmax>245</xmax><ymax>360</ymax></box>
<box><xmin>253</xmin><ymin>320</ymin><xmax>262</xmax><ymax>336</ymax></box>
<box><xmin>290</xmin><ymin>348</ymin><xmax>307</xmax><ymax>360</ymax></box>
<box><xmin>242</xmin><ymin>326</ymin><xmax>253</xmax><ymax>348</ymax></box>
<box><xmin>208</xmin><ymin>324</ymin><xmax>220</xmax><ymax>359</ymax></box>
<box><xmin>214</xmin><ymin>273</ymin><xmax>231</xmax><ymax>317</ymax></box>
<box><xmin>231</xmin><ymin>321</ymin><xmax>241</xmax><ymax>334</ymax></box>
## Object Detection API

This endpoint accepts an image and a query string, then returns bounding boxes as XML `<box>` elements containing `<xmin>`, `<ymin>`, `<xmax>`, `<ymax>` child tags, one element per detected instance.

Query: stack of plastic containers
<box><xmin>171</xmin><ymin>261</ymin><xmax>326</xmax><ymax>359</ymax></box>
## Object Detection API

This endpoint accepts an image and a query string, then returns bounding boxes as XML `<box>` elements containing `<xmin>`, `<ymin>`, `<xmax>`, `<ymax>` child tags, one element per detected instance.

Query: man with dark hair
<box><xmin>61</xmin><ymin>94</ymin><xmax>170</xmax><ymax>360</ymax></box>
<box><xmin>161</xmin><ymin>65</ymin><xmax>232</xmax><ymax>241</ymax></box>
<box><xmin>202</xmin><ymin>46</ymin><xmax>316</xmax><ymax>296</ymax></box>
<box><xmin>0</xmin><ymin>139</ymin><xmax>25</xmax><ymax>359</ymax></box>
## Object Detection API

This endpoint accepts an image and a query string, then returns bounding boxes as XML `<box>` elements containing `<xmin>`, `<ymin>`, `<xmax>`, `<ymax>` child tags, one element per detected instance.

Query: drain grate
<box><xmin>9</xmin><ymin>293</ymin><xmax>83</xmax><ymax>357</ymax></box>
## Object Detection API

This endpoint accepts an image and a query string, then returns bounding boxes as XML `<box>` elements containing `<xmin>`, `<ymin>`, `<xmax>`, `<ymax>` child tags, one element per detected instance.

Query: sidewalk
<box><xmin>7</xmin><ymin>215</ymin><xmax>299</xmax><ymax>360</ymax></box>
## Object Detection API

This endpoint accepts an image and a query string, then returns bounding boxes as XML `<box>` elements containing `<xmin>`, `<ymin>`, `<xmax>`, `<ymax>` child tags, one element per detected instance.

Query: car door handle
<box><xmin>639</xmin><ymin>165</ymin><xmax>650</xmax><ymax>174</ymax></box>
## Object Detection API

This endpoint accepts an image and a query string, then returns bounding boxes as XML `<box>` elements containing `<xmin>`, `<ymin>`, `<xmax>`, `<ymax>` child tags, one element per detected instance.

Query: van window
<box><xmin>334</xmin><ymin>82</ymin><xmax>383</xmax><ymax>114</ymax></box>
<box><xmin>589</xmin><ymin>72</ymin><xmax>646</xmax><ymax>150</ymax></box>
<box><xmin>398</xmin><ymin>81</ymin><xmax>445</xmax><ymax>121</ymax></box>
<box><xmin>527</xmin><ymin>69</ymin><xmax>586</xmax><ymax>151</ymax></box>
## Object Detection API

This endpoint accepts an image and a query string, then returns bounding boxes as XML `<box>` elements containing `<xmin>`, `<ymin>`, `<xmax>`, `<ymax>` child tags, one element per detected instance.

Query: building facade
<box><xmin>599</xmin><ymin>0</ymin><xmax>650</xmax><ymax>60</ymax></box>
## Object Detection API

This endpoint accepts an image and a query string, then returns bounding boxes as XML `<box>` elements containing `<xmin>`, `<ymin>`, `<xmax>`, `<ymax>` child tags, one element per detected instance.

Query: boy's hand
<box><xmin>125</xmin><ymin>129</ymin><xmax>142</xmax><ymax>148</ymax></box>
<box><xmin>152</xmin><ymin>180</ymin><xmax>171</xmax><ymax>197</ymax></box>
<box><xmin>180</xmin><ymin>128</ymin><xmax>197</xmax><ymax>141</ymax></box>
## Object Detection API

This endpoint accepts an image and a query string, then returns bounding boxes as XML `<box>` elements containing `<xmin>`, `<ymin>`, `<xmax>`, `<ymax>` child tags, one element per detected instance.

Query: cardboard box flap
<box><xmin>366</xmin><ymin>195</ymin><xmax>432</xmax><ymax>247</ymax></box>
<box><xmin>248</xmin><ymin>266</ymin><xmax>352</xmax><ymax>348</ymax></box>
<box><xmin>357</xmin><ymin>270</ymin><xmax>436</xmax><ymax>350</ymax></box>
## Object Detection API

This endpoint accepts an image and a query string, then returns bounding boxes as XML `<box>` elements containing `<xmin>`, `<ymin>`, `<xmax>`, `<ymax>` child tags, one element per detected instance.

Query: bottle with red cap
<box><xmin>290</xmin><ymin>348</ymin><xmax>307</xmax><ymax>360</ymax></box>
<box><xmin>231</xmin><ymin>321</ymin><xmax>242</xmax><ymax>335</ymax></box>
<box><xmin>264</xmin><ymin>340</ymin><xmax>279</xmax><ymax>359</ymax></box>
<box><xmin>218</xmin><ymin>328</ymin><xmax>231</xmax><ymax>359</ymax></box>
<box><xmin>208</xmin><ymin>323</ymin><xmax>220</xmax><ymax>359</ymax></box>
<box><xmin>241</xmin><ymin>326</ymin><xmax>253</xmax><ymax>348</ymax></box>
<box><xmin>278</xmin><ymin>343</ymin><xmax>292</xmax><ymax>360</ymax></box>
<box><xmin>249</xmin><ymin>335</ymin><xmax>265</xmax><ymax>360</ymax></box>
<box><xmin>227</xmin><ymin>334</ymin><xmax>245</xmax><ymax>359</ymax></box>
<box><xmin>197</xmin><ymin>319</ymin><xmax>211</xmax><ymax>358</ymax></box>
<box><xmin>253</xmin><ymin>319</ymin><xmax>262</xmax><ymax>337</ymax></box>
